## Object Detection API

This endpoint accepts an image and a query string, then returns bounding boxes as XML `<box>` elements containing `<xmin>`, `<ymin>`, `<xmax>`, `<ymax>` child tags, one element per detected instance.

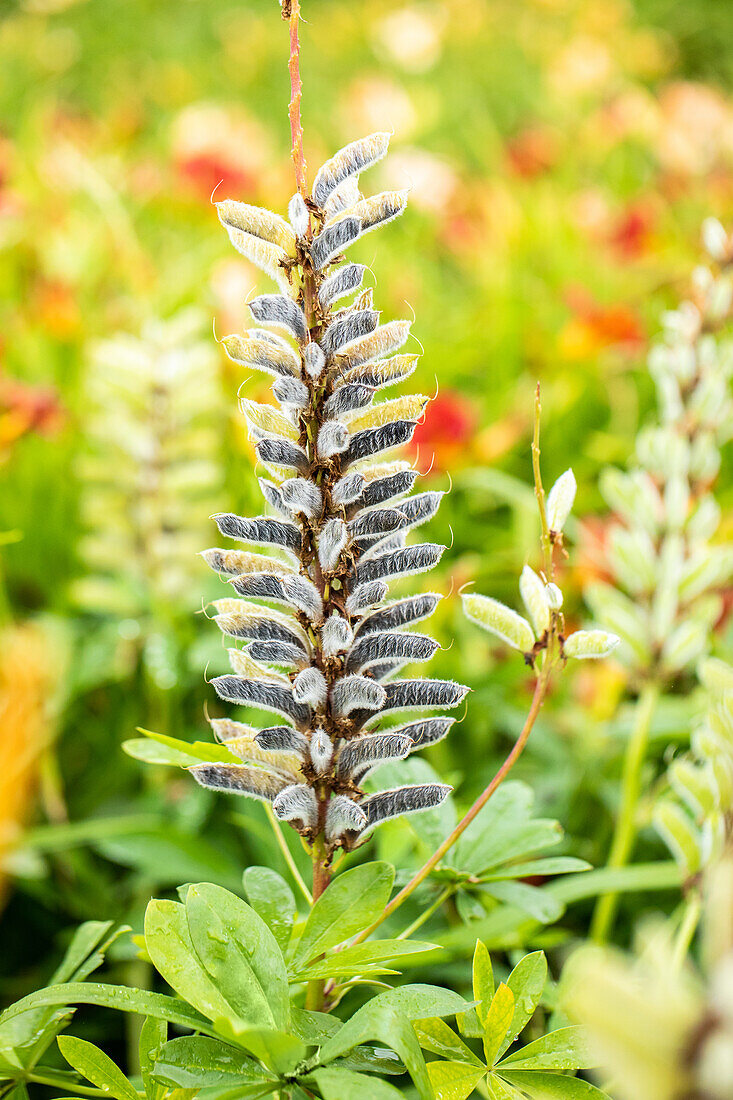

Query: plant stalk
<box><xmin>591</xmin><ymin>679</ymin><xmax>661</xmax><ymax>943</ymax></box>
<box><xmin>352</xmin><ymin>668</ymin><xmax>551</xmax><ymax>943</ymax></box>
<box><xmin>286</xmin><ymin>0</ymin><xmax>307</xmax><ymax>198</ymax></box>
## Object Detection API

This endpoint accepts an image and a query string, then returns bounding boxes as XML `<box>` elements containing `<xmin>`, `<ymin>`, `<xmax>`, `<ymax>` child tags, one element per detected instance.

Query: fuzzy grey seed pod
<box><xmin>304</xmin><ymin>342</ymin><xmax>325</xmax><ymax>380</ymax></box>
<box><xmin>321</xmin><ymin>612</ymin><xmax>354</xmax><ymax>657</ymax></box>
<box><xmin>288</xmin><ymin>192</ymin><xmax>309</xmax><ymax>238</ymax></box>
<box><xmin>325</xmin><ymin>795</ymin><xmax>368</xmax><ymax>843</ymax></box>
<box><xmin>319</xmin><ymin>264</ymin><xmax>367</xmax><ymax>309</ymax></box>
<box><xmin>317</xmin><ymin>420</ymin><xmax>349</xmax><ymax>459</ymax></box>
<box><xmin>333</xmin><ymin>472</ymin><xmax>366</xmax><ymax>506</ymax></box>
<box><xmin>255</xmin><ymin>726</ymin><xmax>309</xmax><ymax>756</ymax></box>
<box><xmin>318</xmin><ymin>518</ymin><xmax>348</xmax><ymax>573</ymax></box>
<box><xmin>309</xmin><ymin>728</ymin><xmax>333</xmax><ymax>774</ymax></box>
<box><xmin>330</xmin><ymin>674</ymin><xmax>387</xmax><ymax>717</ymax></box>
<box><xmin>359</xmin><ymin>784</ymin><xmax>451</xmax><ymax>833</ymax></box>
<box><xmin>281</xmin><ymin>477</ymin><xmax>322</xmax><ymax>519</ymax></box>
<box><xmin>249</xmin><ymin>295</ymin><xmax>308</xmax><ymax>342</ymax></box>
<box><xmin>272</xmin><ymin>784</ymin><xmax>318</xmax><ymax>829</ymax></box>
<box><xmin>293</xmin><ymin>667</ymin><xmax>328</xmax><ymax>708</ymax></box>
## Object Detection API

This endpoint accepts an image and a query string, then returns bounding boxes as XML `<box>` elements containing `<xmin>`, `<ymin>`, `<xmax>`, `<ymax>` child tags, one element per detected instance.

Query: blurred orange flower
<box><xmin>558</xmin><ymin>288</ymin><xmax>645</xmax><ymax>359</ymax></box>
<box><xmin>0</xmin><ymin>374</ymin><xmax>63</xmax><ymax>460</ymax></box>
<box><xmin>506</xmin><ymin>127</ymin><xmax>558</xmax><ymax>179</ymax></box>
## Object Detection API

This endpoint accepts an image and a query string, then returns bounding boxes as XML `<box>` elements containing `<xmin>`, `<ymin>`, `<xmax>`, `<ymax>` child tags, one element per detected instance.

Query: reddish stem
<box><xmin>287</xmin><ymin>0</ymin><xmax>307</xmax><ymax>198</ymax></box>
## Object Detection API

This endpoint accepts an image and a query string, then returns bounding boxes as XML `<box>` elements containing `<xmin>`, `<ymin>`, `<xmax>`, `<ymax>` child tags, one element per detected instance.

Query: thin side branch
<box><xmin>352</xmin><ymin>668</ymin><xmax>551</xmax><ymax>943</ymax></box>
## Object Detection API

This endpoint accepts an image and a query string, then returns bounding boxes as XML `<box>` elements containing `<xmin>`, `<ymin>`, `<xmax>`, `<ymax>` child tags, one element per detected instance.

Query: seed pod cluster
<box><xmin>587</xmin><ymin>220</ymin><xmax>733</xmax><ymax>680</ymax></box>
<box><xmin>192</xmin><ymin>134</ymin><xmax>466</xmax><ymax>852</ymax></box>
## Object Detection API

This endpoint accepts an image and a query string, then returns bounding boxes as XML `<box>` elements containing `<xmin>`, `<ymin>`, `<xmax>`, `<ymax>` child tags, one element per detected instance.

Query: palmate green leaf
<box><xmin>211</xmin><ymin>1020</ymin><xmax>306</xmax><ymax>1076</ymax></box>
<box><xmin>482</xmin><ymin>881</ymin><xmax>563</xmax><ymax>924</ymax></box>
<box><xmin>138</xmin><ymin>1017</ymin><xmax>166</xmax><ymax>1100</ymax></box>
<box><xmin>309</xmin><ymin>1066</ymin><xmax>404</xmax><ymax>1099</ymax></box>
<box><xmin>153</xmin><ymin>1035</ymin><xmax>275</xmax><ymax>1090</ymax></box>
<box><xmin>293</xmin><ymin>862</ymin><xmax>394</xmax><ymax>967</ymax></box>
<box><xmin>0</xmin><ymin>984</ymin><xmax>214</xmax><ymax>1037</ymax></box>
<box><xmin>292</xmin><ymin>939</ymin><xmax>438</xmax><ymax>981</ymax></box>
<box><xmin>57</xmin><ymin>1037</ymin><xmax>139</xmax><ymax>1100</ymax></box>
<box><xmin>144</xmin><ymin>899</ymin><xmax>237</xmax><ymax>1026</ymax></box>
<box><xmin>185</xmin><ymin>883</ymin><xmax>290</xmax><ymax>1030</ymax></box>
<box><xmin>498</xmin><ymin>953</ymin><xmax>548</xmax><ymax>1060</ymax></box>
<box><xmin>473</xmin><ymin>940</ymin><xmax>494</xmax><ymax>1025</ymax></box>
<box><xmin>243</xmin><ymin>866</ymin><xmax>296</xmax><ymax>954</ymax></box>
<box><xmin>412</xmin><ymin>1017</ymin><xmax>482</xmax><ymax>1067</ymax></box>
<box><xmin>483</xmin><ymin>984</ymin><xmax>515</xmax><ymax>1067</ymax></box>
<box><xmin>498</xmin><ymin>1026</ymin><xmax>594</xmax><ymax>1071</ymax></box>
<box><xmin>487</xmin><ymin>1075</ymin><xmax>525</xmax><ymax>1099</ymax></box>
<box><xmin>498</xmin><ymin>1070</ymin><xmax>610</xmax><ymax>1098</ymax></box>
<box><xmin>317</xmin><ymin>1003</ymin><xmax>432</xmax><ymax>1100</ymax></box>
<box><xmin>427</xmin><ymin>1059</ymin><xmax>486</xmax><ymax>1100</ymax></box>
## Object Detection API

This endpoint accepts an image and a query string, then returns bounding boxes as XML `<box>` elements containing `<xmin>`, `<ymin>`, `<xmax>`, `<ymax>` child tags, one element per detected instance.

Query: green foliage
<box><xmin>416</xmin><ymin>942</ymin><xmax>608</xmax><ymax>1100</ymax></box>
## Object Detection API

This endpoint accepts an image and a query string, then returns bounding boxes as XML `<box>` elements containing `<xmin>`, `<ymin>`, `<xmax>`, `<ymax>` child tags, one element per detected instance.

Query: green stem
<box><xmin>26</xmin><ymin>1072</ymin><xmax>108</xmax><ymax>1097</ymax></box>
<box><xmin>265</xmin><ymin>803</ymin><xmax>312</xmax><ymax>905</ymax></box>
<box><xmin>672</xmin><ymin>890</ymin><xmax>701</xmax><ymax>971</ymax></box>
<box><xmin>531</xmin><ymin>384</ymin><xmax>553</xmax><ymax>580</ymax></box>
<box><xmin>397</xmin><ymin>886</ymin><xmax>455</xmax><ymax>940</ymax></box>
<box><xmin>591</xmin><ymin>680</ymin><xmax>661</xmax><ymax>943</ymax></box>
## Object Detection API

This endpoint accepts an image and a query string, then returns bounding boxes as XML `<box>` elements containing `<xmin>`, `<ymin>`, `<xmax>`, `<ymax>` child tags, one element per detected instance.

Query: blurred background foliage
<box><xmin>1</xmin><ymin>0</ymin><xmax>732</xmax><ymax>1046</ymax></box>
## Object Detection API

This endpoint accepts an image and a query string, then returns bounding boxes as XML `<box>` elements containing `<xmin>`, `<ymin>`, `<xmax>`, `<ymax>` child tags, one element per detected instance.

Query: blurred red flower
<box><xmin>409</xmin><ymin>390</ymin><xmax>477</xmax><ymax>474</ymax></box>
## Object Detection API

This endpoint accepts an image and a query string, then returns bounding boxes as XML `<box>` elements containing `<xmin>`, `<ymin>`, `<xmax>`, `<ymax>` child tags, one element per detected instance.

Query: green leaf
<box><xmin>57</xmin><ymin>1037</ymin><xmax>139</xmax><ymax>1100</ymax></box>
<box><xmin>294</xmin><ymin>862</ymin><xmax>394</xmax><ymax>966</ymax></box>
<box><xmin>487</xmin><ymin>1074</ymin><xmax>525</xmax><ymax>1099</ymax></box>
<box><xmin>412</xmin><ymin>1017</ymin><xmax>482</xmax><ymax>1067</ymax></box>
<box><xmin>132</xmin><ymin>728</ymin><xmax>239</xmax><ymax>765</ymax></box>
<box><xmin>144</xmin><ymin>899</ymin><xmax>239</xmax><ymax>1025</ymax></box>
<box><xmin>480</xmin><ymin>858</ymin><xmax>591</xmax><ymax>882</ymax></box>
<box><xmin>0</xmin><ymin>984</ymin><xmax>213</xmax><ymax>1036</ymax></box>
<box><xmin>185</xmin><ymin>883</ymin><xmax>290</xmax><ymax>1030</ymax></box>
<box><xmin>310</xmin><ymin>1067</ymin><xmax>404</xmax><ymax>1099</ymax></box>
<box><xmin>473</xmin><ymin>940</ymin><xmax>494</xmax><ymax>1025</ymax></box>
<box><xmin>498</xmin><ymin>1070</ymin><xmax>610</xmax><ymax>1098</ymax></box>
<box><xmin>292</xmin><ymin>939</ymin><xmax>438</xmax><ymax>981</ymax></box>
<box><xmin>483</xmin><ymin>984</ymin><xmax>515</xmax><ymax>1068</ymax></box>
<box><xmin>482</xmin><ymin>881</ymin><xmax>563</xmax><ymax>924</ymax></box>
<box><xmin>0</xmin><ymin>921</ymin><xmax>125</xmax><ymax>1072</ymax></box>
<box><xmin>95</xmin><ymin>831</ymin><xmax>242</xmax><ymax>892</ymax></box>
<box><xmin>498</xmin><ymin>952</ymin><xmax>547</xmax><ymax>1059</ymax></box>
<box><xmin>290</xmin><ymin>1009</ymin><xmax>405</xmax><ymax>1076</ymax></box>
<box><xmin>138</xmin><ymin>1017</ymin><xmax>166</xmax><ymax>1100</ymax></box>
<box><xmin>456</xmin><ymin>890</ymin><xmax>486</xmax><ymax>924</ymax></box>
<box><xmin>427</xmin><ymin>1059</ymin><xmax>486</xmax><ymax>1100</ymax></box>
<box><xmin>123</xmin><ymin>739</ymin><xmax>201</xmax><ymax>768</ymax></box>
<box><xmin>452</xmin><ymin>783</ymin><xmax>560</xmax><ymax>875</ymax></box>
<box><xmin>499</xmin><ymin>1026</ymin><xmax>594</xmax><ymax>1071</ymax></box>
<box><xmin>243</xmin><ymin>867</ymin><xmax>296</xmax><ymax>955</ymax></box>
<box><xmin>317</xmin><ymin>1004</ymin><xmax>433</xmax><ymax>1100</ymax></box>
<box><xmin>211</xmin><ymin>1021</ymin><xmax>306</xmax><ymax>1075</ymax></box>
<box><xmin>153</xmin><ymin>1035</ymin><xmax>274</xmax><ymax>1090</ymax></box>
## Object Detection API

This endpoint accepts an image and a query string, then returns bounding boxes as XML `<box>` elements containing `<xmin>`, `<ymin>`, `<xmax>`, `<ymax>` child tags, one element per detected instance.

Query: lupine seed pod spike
<box><xmin>192</xmin><ymin>124</ymin><xmax>465</xmax><ymax>858</ymax></box>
